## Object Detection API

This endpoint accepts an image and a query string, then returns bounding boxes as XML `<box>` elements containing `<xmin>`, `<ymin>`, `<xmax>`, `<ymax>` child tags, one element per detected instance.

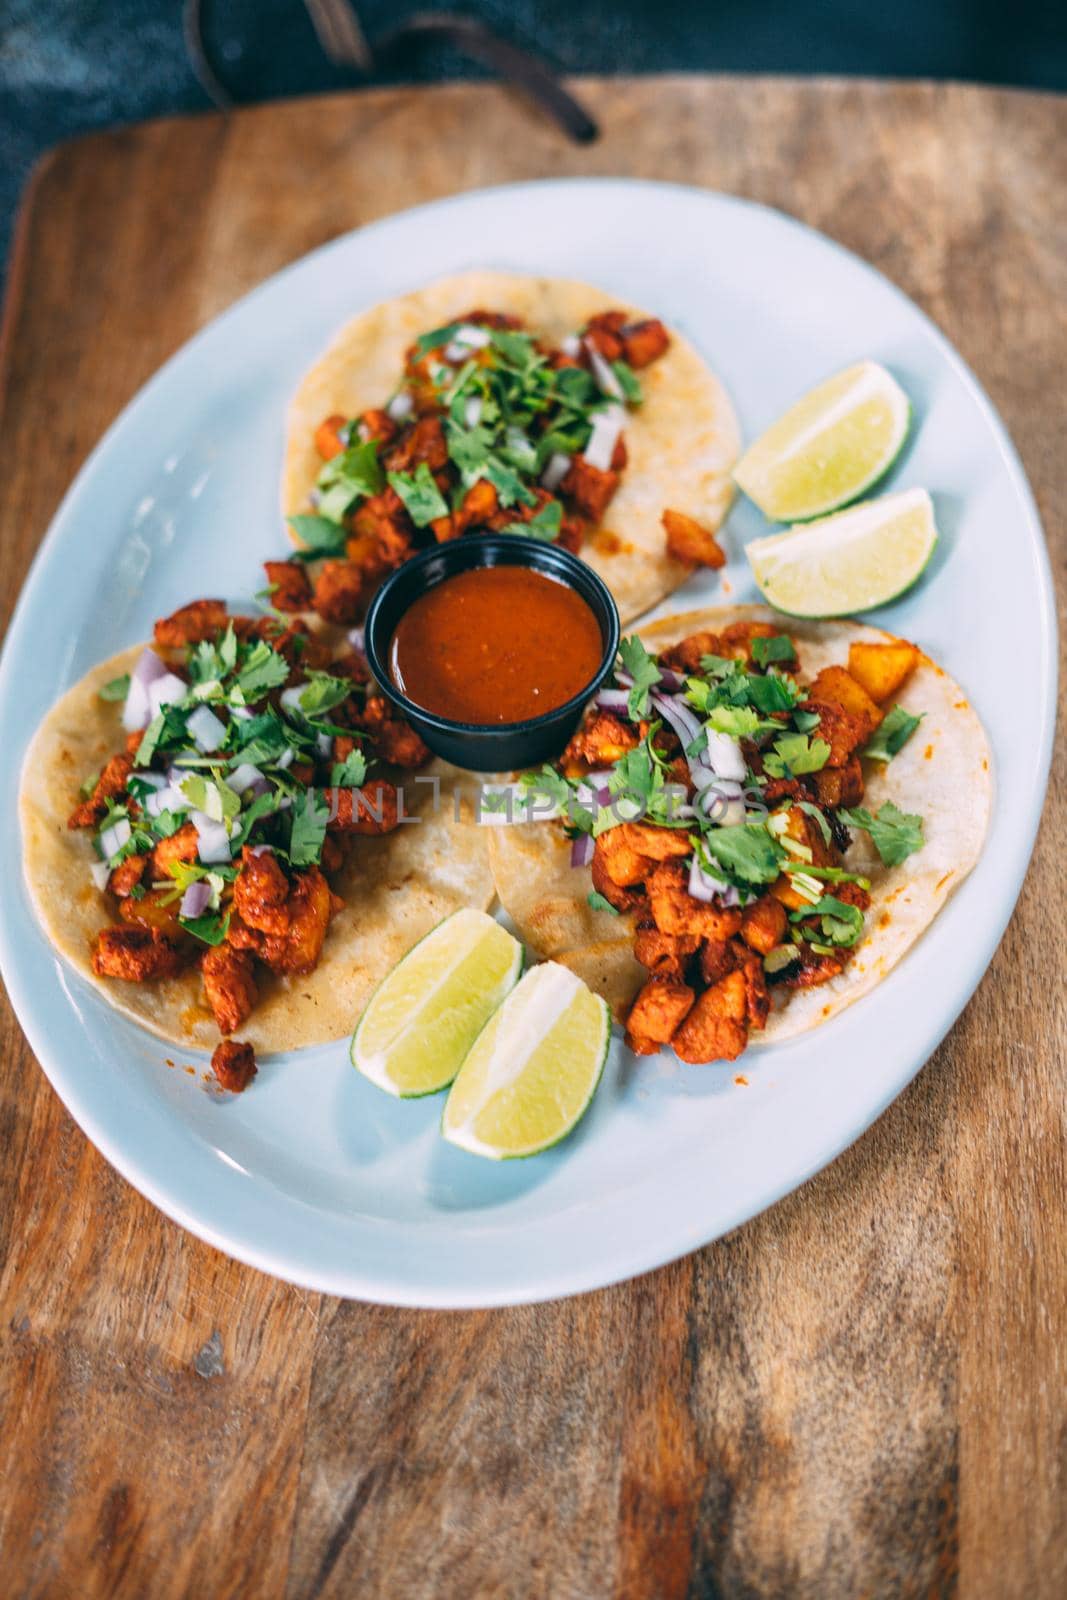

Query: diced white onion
<box><xmin>584</xmin><ymin>340</ymin><xmax>625</xmax><ymax>400</ymax></box>
<box><xmin>99</xmin><ymin>819</ymin><xmax>131</xmax><ymax>862</ymax></box>
<box><xmin>276</xmin><ymin>747</ymin><xmax>295</xmax><ymax>770</ymax></box>
<box><xmin>316</xmin><ymin>732</ymin><xmax>333</xmax><ymax>759</ymax></box>
<box><xmin>187</xmin><ymin>704</ymin><xmax>226</xmax><ymax>753</ymax></box>
<box><xmin>133</xmin><ymin>772</ymin><xmax>167</xmax><ymax>791</ymax></box>
<box><xmin>191</xmin><ymin>810</ymin><xmax>231</xmax><ymax>864</ymax></box>
<box><xmin>540</xmin><ymin>452</ymin><xmax>572</xmax><ymax>493</ymax></box>
<box><xmin>451</xmin><ymin>323</ymin><xmax>492</xmax><ymax>351</ymax></box>
<box><xmin>146</xmin><ymin>785</ymin><xmax>189</xmax><ymax>817</ymax></box>
<box><xmin>280</xmin><ymin>686</ymin><xmax>306</xmax><ymax>713</ymax></box>
<box><xmin>346</xmin><ymin>626</ymin><xmax>365</xmax><ymax>653</ymax></box>
<box><xmin>583</xmin><ymin>405</ymin><xmax>625</xmax><ymax>472</ymax></box>
<box><xmin>464</xmin><ymin>396</ymin><xmax>483</xmax><ymax>428</ymax></box>
<box><xmin>148</xmin><ymin>672</ymin><xmax>187</xmax><ymax>716</ymax></box>
<box><xmin>228</xmin><ymin>763</ymin><xmax>266</xmax><ymax>795</ymax></box>
<box><xmin>230</xmin><ymin>705</ymin><xmax>253</xmax><ymax>721</ymax></box>
<box><xmin>704</xmin><ymin>729</ymin><xmax>747</xmax><ymax>781</ymax></box>
<box><xmin>560</xmin><ymin>334</ymin><xmax>581</xmax><ymax>358</ymax></box>
<box><xmin>90</xmin><ymin>860</ymin><xmax>111</xmax><ymax>891</ymax></box>
<box><xmin>250</xmin><ymin>844</ymin><xmax>274</xmax><ymax>858</ymax></box>
<box><xmin>122</xmin><ymin>648</ymin><xmax>167</xmax><ymax>732</ymax></box>
<box><xmin>386</xmin><ymin>390</ymin><xmax>414</xmax><ymax>421</ymax></box>
<box><xmin>595</xmin><ymin>688</ymin><xmax>631</xmax><ymax>712</ymax></box>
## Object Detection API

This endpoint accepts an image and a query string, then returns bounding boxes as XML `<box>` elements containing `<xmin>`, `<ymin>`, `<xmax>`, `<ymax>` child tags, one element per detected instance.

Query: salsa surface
<box><xmin>389</xmin><ymin>566</ymin><xmax>603</xmax><ymax>725</ymax></box>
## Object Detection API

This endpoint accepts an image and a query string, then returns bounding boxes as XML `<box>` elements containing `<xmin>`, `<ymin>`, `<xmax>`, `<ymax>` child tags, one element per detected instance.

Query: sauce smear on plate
<box><xmin>390</xmin><ymin>566</ymin><xmax>603</xmax><ymax>724</ymax></box>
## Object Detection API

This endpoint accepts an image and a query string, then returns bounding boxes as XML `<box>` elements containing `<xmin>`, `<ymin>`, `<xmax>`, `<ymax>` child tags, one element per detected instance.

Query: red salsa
<box><xmin>389</xmin><ymin>566</ymin><xmax>604</xmax><ymax>725</ymax></box>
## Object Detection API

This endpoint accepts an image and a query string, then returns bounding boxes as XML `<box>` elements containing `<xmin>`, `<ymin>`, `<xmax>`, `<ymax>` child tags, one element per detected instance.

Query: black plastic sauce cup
<box><xmin>363</xmin><ymin>535</ymin><xmax>621</xmax><ymax>772</ymax></box>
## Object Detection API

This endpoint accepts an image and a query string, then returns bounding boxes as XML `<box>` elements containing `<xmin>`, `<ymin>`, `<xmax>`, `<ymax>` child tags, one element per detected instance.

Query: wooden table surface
<box><xmin>0</xmin><ymin>75</ymin><xmax>1063</xmax><ymax>1598</ymax></box>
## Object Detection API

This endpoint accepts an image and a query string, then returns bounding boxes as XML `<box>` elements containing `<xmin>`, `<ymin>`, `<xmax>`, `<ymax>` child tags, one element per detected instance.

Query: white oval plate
<box><xmin>0</xmin><ymin>181</ymin><xmax>1055</xmax><ymax>1307</ymax></box>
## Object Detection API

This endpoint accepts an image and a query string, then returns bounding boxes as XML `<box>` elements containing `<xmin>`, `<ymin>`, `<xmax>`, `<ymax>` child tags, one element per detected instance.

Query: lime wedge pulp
<box><xmin>442</xmin><ymin>962</ymin><xmax>611</xmax><ymax>1160</ymax></box>
<box><xmin>746</xmin><ymin>487</ymin><xmax>938</xmax><ymax>618</ymax></box>
<box><xmin>733</xmin><ymin>360</ymin><xmax>911</xmax><ymax>522</ymax></box>
<box><xmin>351</xmin><ymin>908</ymin><xmax>523</xmax><ymax>1098</ymax></box>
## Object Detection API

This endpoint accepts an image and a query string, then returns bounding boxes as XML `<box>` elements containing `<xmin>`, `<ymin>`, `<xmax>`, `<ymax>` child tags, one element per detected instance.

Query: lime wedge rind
<box><xmin>746</xmin><ymin>487</ymin><xmax>938</xmax><ymax>619</ymax></box>
<box><xmin>442</xmin><ymin>963</ymin><xmax>611</xmax><ymax>1161</ymax></box>
<box><xmin>351</xmin><ymin>908</ymin><xmax>523</xmax><ymax>1099</ymax></box>
<box><xmin>734</xmin><ymin>361</ymin><xmax>912</xmax><ymax>524</ymax></box>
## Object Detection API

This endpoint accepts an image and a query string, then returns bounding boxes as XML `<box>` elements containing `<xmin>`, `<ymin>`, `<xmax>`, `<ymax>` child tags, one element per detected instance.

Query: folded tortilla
<box><xmin>488</xmin><ymin>606</ymin><xmax>992</xmax><ymax>1038</ymax></box>
<box><xmin>20</xmin><ymin>646</ymin><xmax>494</xmax><ymax>1056</ymax></box>
<box><xmin>282</xmin><ymin>270</ymin><xmax>740</xmax><ymax>624</ymax></box>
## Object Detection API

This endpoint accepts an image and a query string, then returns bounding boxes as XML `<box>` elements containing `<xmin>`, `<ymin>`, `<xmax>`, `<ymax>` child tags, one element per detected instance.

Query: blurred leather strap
<box><xmin>184</xmin><ymin>0</ymin><xmax>598</xmax><ymax>143</ymax></box>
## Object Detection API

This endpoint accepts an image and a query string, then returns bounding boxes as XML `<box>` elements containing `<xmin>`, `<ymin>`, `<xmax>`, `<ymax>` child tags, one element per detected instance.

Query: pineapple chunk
<box><xmin>808</xmin><ymin>664</ymin><xmax>883</xmax><ymax>734</ymax></box>
<box><xmin>847</xmin><ymin>640</ymin><xmax>919</xmax><ymax>704</ymax></box>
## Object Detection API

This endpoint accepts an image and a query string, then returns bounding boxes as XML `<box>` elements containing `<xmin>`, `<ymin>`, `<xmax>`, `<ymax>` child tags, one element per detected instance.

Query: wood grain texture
<box><xmin>0</xmin><ymin>76</ymin><xmax>1063</xmax><ymax>1598</ymax></box>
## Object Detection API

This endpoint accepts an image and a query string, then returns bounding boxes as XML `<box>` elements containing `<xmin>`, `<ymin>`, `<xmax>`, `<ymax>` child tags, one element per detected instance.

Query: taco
<box><xmin>281</xmin><ymin>270</ymin><xmax>740</xmax><ymax>625</ymax></box>
<box><xmin>487</xmin><ymin>606</ymin><xmax>991</xmax><ymax>1063</ymax></box>
<box><xmin>20</xmin><ymin>600</ymin><xmax>491</xmax><ymax>1090</ymax></box>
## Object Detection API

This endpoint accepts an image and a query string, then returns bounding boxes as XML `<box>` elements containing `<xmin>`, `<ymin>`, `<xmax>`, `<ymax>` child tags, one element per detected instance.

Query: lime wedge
<box><xmin>442</xmin><ymin>963</ymin><xmax>610</xmax><ymax>1160</ymax></box>
<box><xmin>746</xmin><ymin>487</ymin><xmax>938</xmax><ymax>617</ymax></box>
<box><xmin>351</xmin><ymin>908</ymin><xmax>522</xmax><ymax>1098</ymax></box>
<box><xmin>734</xmin><ymin>361</ymin><xmax>911</xmax><ymax>522</ymax></box>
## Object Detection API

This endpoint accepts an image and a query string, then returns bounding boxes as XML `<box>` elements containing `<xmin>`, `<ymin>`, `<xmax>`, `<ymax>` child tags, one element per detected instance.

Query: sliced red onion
<box><xmin>99</xmin><ymin>818</ymin><xmax>132</xmax><ymax>861</ymax></box>
<box><xmin>595</xmin><ymin>688</ymin><xmax>632</xmax><ymax>712</ymax></box>
<box><xmin>346</xmin><ymin>626</ymin><xmax>365</xmax><ymax>653</ymax></box>
<box><xmin>651</xmin><ymin>693</ymin><xmax>703</xmax><ymax>755</ymax></box>
<box><xmin>191</xmin><ymin>810</ymin><xmax>231</xmax><ymax>864</ymax></box>
<box><xmin>464</xmin><ymin>396</ymin><xmax>483</xmax><ymax>428</ymax></box>
<box><xmin>228</xmin><ymin>762</ymin><xmax>266</xmax><ymax>795</ymax></box>
<box><xmin>570</xmin><ymin>833</ymin><xmax>594</xmax><ymax>868</ymax></box>
<box><xmin>688</xmin><ymin>854</ymin><xmax>741</xmax><ymax>907</ymax></box>
<box><xmin>386</xmin><ymin>390</ymin><xmax>414</xmax><ymax>421</ymax></box>
<box><xmin>614</xmin><ymin>668</ymin><xmax>634</xmax><ymax>688</ymax></box>
<box><xmin>583</xmin><ymin>405</ymin><xmax>625</xmax><ymax>473</ymax></box>
<box><xmin>187</xmin><ymin>704</ymin><xmax>226</xmax><ymax>753</ymax></box>
<box><xmin>179</xmin><ymin>880</ymin><xmax>213</xmax><ymax>919</ymax></box>
<box><xmin>90</xmin><ymin>860</ymin><xmax>111</xmax><ymax>892</ymax></box>
<box><xmin>540</xmin><ymin>452</ymin><xmax>572</xmax><ymax>493</ymax></box>
<box><xmin>560</xmin><ymin>333</ymin><xmax>581</xmax><ymax>358</ymax></box>
<box><xmin>148</xmin><ymin>672</ymin><xmax>187</xmax><ymax>716</ymax></box>
<box><xmin>122</xmin><ymin>648</ymin><xmax>168</xmax><ymax>731</ymax></box>
<box><xmin>696</xmin><ymin>780</ymin><xmax>746</xmax><ymax>828</ymax></box>
<box><xmin>657</xmin><ymin>667</ymin><xmax>684</xmax><ymax>692</ymax></box>
<box><xmin>584</xmin><ymin>340</ymin><xmax>625</xmax><ymax>400</ymax></box>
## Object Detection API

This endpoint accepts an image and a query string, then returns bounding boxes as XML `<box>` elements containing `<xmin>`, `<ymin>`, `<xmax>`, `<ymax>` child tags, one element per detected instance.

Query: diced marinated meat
<box><xmin>740</xmin><ymin>893</ymin><xmax>788</xmax><ymax>955</ymax></box>
<box><xmin>646</xmin><ymin>861</ymin><xmax>743</xmax><ymax>941</ymax></box>
<box><xmin>233</xmin><ymin>846</ymin><xmax>290</xmax><ymax>937</ymax></box>
<box><xmin>561</xmin><ymin>711</ymin><xmax>638</xmax><ymax>772</ymax></box>
<box><xmin>263</xmin><ymin>560</ymin><xmax>312</xmax><ymax>613</ymax></box>
<box><xmin>68</xmin><ymin>753</ymin><xmax>133</xmax><ymax>830</ymax></box>
<box><xmin>326</xmin><ymin>781</ymin><xmax>401</xmax><ymax>835</ymax></box>
<box><xmin>259</xmin><ymin>867</ymin><xmax>335</xmax><ymax>975</ymax></box>
<box><xmin>633</xmin><ymin>924</ymin><xmax>700</xmax><ymax>982</ymax></box>
<box><xmin>357</xmin><ymin>696</ymin><xmax>430</xmax><ymax>768</ymax></box>
<box><xmin>211</xmin><ymin>1039</ymin><xmax>258</xmax><ymax>1093</ymax></box>
<box><xmin>154</xmin><ymin>599</ymin><xmax>228</xmax><ymax>649</ymax></box>
<box><xmin>149</xmin><ymin>821</ymin><xmax>199</xmax><ymax>878</ymax></box>
<box><xmin>118</xmin><ymin>888</ymin><xmax>185</xmax><ymax>940</ymax></box>
<box><xmin>314</xmin><ymin>414</ymin><xmax>348</xmax><ymax>461</ymax></box>
<box><xmin>621</xmin><ymin>318</ymin><xmax>670</xmax><ymax>368</ymax></box>
<box><xmin>560</xmin><ymin>457</ymin><xmax>619</xmax><ymax>523</ymax></box>
<box><xmin>201</xmin><ymin>943</ymin><xmax>257</xmax><ymax>1034</ymax></box>
<box><xmin>624</xmin><ymin>976</ymin><xmax>695</xmax><ymax>1055</ymax></box>
<box><xmin>662</xmin><ymin>509</ymin><xmax>726</xmax><ymax>569</ymax></box>
<box><xmin>108</xmin><ymin>854</ymin><xmax>146</xmax><ymax>898</ymax></box>
<box><xmin>92</xmin><ymin>926</ymin><xmax>185</xmax><ymax>982</ymax></box>
<box><xmin>809</xmin><ymin>756</ymin><xmax>864</xmax><ymax>808</ymax></box>
<box><xmin>672</xmin><ymin>969</ymin><xmax>749</xmax><ymax>1063</ymax></box>
<box><xmin>313</xmin><ymin>560</ymin><xmax>364</xmax><ymax>625</ymax></box>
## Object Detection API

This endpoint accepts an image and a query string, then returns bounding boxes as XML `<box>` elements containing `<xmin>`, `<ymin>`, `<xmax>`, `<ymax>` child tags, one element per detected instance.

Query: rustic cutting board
<box><xmin>0</xmin><ymin>76</ymin><xmax>1064</xmax><ymax>1599</ymax></box>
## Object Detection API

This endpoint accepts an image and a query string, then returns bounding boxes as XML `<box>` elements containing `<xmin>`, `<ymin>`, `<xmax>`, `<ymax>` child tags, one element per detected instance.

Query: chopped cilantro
<box><xmin>331</xmin><ymin>747</ymin><xmax>368</xmax><ymax>787</ymax></box>
<box><xmin>763</xmin><ymin>732</ymin><xmax>831</xmax><ymax>779</ymax></box>
<box><xmin>228</xmin><ymin>791</ymin><xmax>283</xmax><ymax>854</ymax></box>
<box><xmin>484</xmin><ymin>455</ymin><xmax>537</xmax><ymax>509</ymax></box>
<box><xmin>700</xmin><ymin>824</ymin><xmax>784</xmax><ymax>886</ymax></box>
<box><xmin>98</xmin><ymin>674</ymin><xmax>130</xmax><ymax>702</ymax></box>
<box><xmin>316</xmin><ymin>439</ymin><xmax>384</xmax><ymax>522</ymax></box>
<box><xmin>618</xmin><ymin>635</ymin><xmax>662</xmax><ymax>720</ymax></box>
<box><xmin>501</xmin><ymin>499</ymin><xmax>562</xmax><ymax>541</ymax></box>
<box><xmin>790</xmin><ymin>894</ymin><xmax>865</xmax><ymax>948</ymax></box>
<box><xmin>705</xmin><ymin>704</ymin><xmax>762</xmax><ymax>738</ymax></box>
<box><xmin>610</xmin><ymin>361</ymin><xmax>642</xmax><ymax>404</ymax></box>
<box><xmin>747</xmin><ymin>673</ymin><xmax>799</xmax><ymax>714</ymax></box>
<box><xmin>796</xmin><ymin>800</ymin><xmax>833</xmax><ymax>846</ymax></box>
<box><xmin>288</xmin><ymin>787</ymin><xmax>330</xmax><ymax>866</ymax></box>
<box><xmin>236</xmin><ymin>641</ymin><xmax>290</xmax><ymax>701</ymax></box>
<box><xmin>288</xmin><ymin>673</ymin><xmax>352</xmax><ymax>719</ymax></box>
<box><xmin>751</xmin><ymin>634</ymin><xmax>797</xmax><ymax>669</ymax></box>
<box><xmin>286</xmin><ymin>514</ymin><xmax>348</xmax><ymax>559</ymax></box>
<box><xmin>862</xmin><ymin>705</ymin><xmax>923</xmax><ymax>762</ymax></box>
<box><xmin>180</xmin><ymin>910</ymin><xmax>231</xmax><ymax>947</ymax></box>
<box><xmin>415</xmin><ymin>321</ymin><xmax>463</xmax><ymax>356</ymax></box>
<box><xmin>388</xmin><ymin>463</ymin><xmax>449</xmax><ymax>528</ymax></box>
<box><xmin>838</xmin><ymin>802</ymin><xmax>925</xmax><ymax>867</ymax></box>
<box><xmin>587</xmin><ymin>890</ymin><xmax>620</xmax><ymax>916</ymax></box>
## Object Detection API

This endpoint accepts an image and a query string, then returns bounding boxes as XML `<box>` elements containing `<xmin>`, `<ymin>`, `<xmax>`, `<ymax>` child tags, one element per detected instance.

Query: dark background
<box><xmin>2</xmin><ymin>0</ymin><xmax>1065</xmax><ymax>285</ymax></box>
